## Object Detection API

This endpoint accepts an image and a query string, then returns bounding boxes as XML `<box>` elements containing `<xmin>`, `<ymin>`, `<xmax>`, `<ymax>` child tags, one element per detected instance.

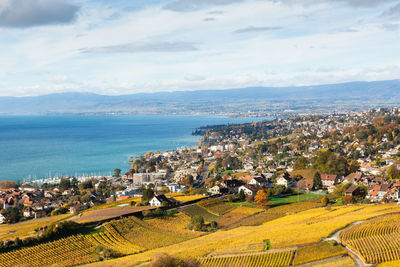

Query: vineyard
<box><xmin>209</xmin><ymin>243</ymin><xmax>266</xmax><ymax>256</ymax></box>
<box><xmin>199</xmin><ymin>248</ymin><xmax>295</xmax><ymax>267</ymax></box>
<box><xmin>173</xmin><ymin>195</ymin><xmax>207</xmax><ymax>202</ymax></box>
<box><xmin>197</xmin><ymin>198</ymin><xmax>235</xmax><ymax>215</ymax></box>
<box><xmin>180</xmin><ymin>204</ymin><xmax>220</xmax><ymax>222</ymax></box>
<box><xmin>339</xmin><ymin>213</ymin><xmax>400</xmax><ymax>264</ymax></box>
<box><xmin>293</xmin><ymin>241</ymin><xmax>347</xmax><ymax>265</ymax></box>
<box><xmin>144</xmin><ymin>212</ymin><xmax>203</xmax><ymax>239</ymax></box>
<box><xmin>0</xmin><ymin>234</ymin><xmax>97</xmax><ymax>267</ymax></box>
<box><xmin>0</xmin><ymin>213</ymin><xmax>72</xmax><ymax>241</ymax></box>
<box><xmin>84</xmin><ymin>223</ymin><xmax>144</xmax><ymax>255</ymax></box>
<box><xmin>0</xmin><ymin>222</ymin><xmax>143</xmax><ymax>267</ymax></box>
<box><xmin>109</xmin><ymin>214</ymin><xmax>196</xmax><ymax>250</ymax></box>
<box><xmin>216</xmin><ymin>206</ymin><xmax>263</xmax><ymax>228</ymax></box>
<box><xmin>227</xmin><ymin>198</ymin><xmax>324</xmax><ymax>228</ymax></box>
<box><xmin>84</xmin><ymin>204</ymin><xmax>400</xmax><ymax>266</ymax></box>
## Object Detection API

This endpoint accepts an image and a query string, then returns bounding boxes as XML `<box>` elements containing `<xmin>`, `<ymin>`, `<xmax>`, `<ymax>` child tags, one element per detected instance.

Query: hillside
<box><xmin>1</xmin><ymin>79</ymin><xmax>400</xmax><ymax>115</ymax></box>
<box><xmin>83</xmin><ymin>204</ymin><xmax>400</xmax><ymax>266</ymax></box>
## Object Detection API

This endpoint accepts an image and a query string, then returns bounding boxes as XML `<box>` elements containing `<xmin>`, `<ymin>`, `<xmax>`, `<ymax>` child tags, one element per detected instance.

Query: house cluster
<box><xmin>0</xmin><ymin>184</ymin><xmax>62</xmax><ymax>221</ymax></box>
<box><xmin>366</xmin><ymin>182</ymin><xmax>400</xmax><ymax>202</ymax></box>
<box><xmin>0</xmin><ymin>182</ymin><xmax>103</xmax><ymax>223</ymax></box>
<box><xmin>207</xmin><ymin>173</ymin><xmax>274</xmax><ymax>197</ymax></box>
<box><xmin>114</xmin><ymin>182</ymin><xmax>187</xmax><ymax>202</ymax></box>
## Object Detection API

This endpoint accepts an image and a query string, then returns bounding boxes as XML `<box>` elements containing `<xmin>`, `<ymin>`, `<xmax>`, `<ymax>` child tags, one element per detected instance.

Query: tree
<box><xmin>387</xmin><ymin>165</ymin><xmax>400</xmax><ymax>180</ymax></box>
<box><xmin>313</xmin><ymin>172</ymin><xmax>322</xmax><ymax>190</ymax></box>
<box><xmin>150</xmin><ymin>253</ymin><xmax>200</xmax><ymax>267</ymax></box>
<box><xmin>313</xmin><ymin>150</ymin><xmax>349</xmax><ymax>176</ymax></box>
<box><xmin>190</xmin><ymin>215</ymin><xmax>204</xmax><ymax>231</ymax></box>
<box><xmin>293</xmin><ymin>157</ymin><xmax>309</xmax><ymax>170</ymax></box>
<box><xmin>113</xmin><ymin>168</ymin><xmax>121</xmax><ymax>177</ymax></box>
<box><xmin>2</xmin><ymin>207</ymin><xmax>22</xmax><ymax>224</ymax></box>
<box><xmin>79</xmin><ymin>179</ymin><xmax>94</xmax><ymax>190</ymax></box>
<box><xmin>255</xmin><ymin>190</ymin><xmax>268</xmax><ymax>206</ymax></box>
<box><xmin>142</xmin><ymin>188</ymin><xmax>154</xmax><ymax>202</ymax></box>
<box><xmin>321</xmin><ymin>196</ymin><xmax>329</xmax><ymax>206</ymax></box>
<box><xmin>42</xmin><ymin>221</ymin><xmax>83</xmax><ymax>239</ymax></box>
<box><xmin>349</xmin><ymin>160</ymin><xmax>360</xmax><ymax>173</ymax></box>
<box><xmin>238</xmin><ymin>190</ymin><xmax>246</xmax><ymax>202</ymax></box>
<box><xmin>205</xmin><ymin>178</ymin><xmax>215</xmax><ymax>188</ymax></box>
<box><xmin>81</xmin><ymin>193</ymin><xmax>92</xmax><ymax>203</ymax></box>
<box><xmin>266</xmin><ymin>188</ymin><xmax>273</xmax><ymax>197</ymax></box>
<box><xmin>59</xmin><ymin>178</ymin><xmax>71</xmax><ymax>191</ymax></box>
<box><xmin>182</xmin><ymin>175</ymin><xmax>194</xmax><ymax>187</ymax></box>
<box><xmin>333</xmin><ymin>183</ymin><xmax>353</xmax><ymax>199</ymax></box>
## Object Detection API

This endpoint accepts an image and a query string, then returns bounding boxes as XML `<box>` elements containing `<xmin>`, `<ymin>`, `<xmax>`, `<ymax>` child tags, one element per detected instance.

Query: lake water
<box><xmin>0</xmin><ymin>115</ymin><xmax>265</xmax><ymax>181</ymax></box>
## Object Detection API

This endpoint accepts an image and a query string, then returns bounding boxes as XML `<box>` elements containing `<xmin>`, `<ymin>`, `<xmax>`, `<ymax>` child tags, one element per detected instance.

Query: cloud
<box><xmin>233</xmin><ymin>26</ymin><xmax>281</xmax><ymax>34</ymax></box>
<box><xmin>275</xmin><ymin>0</ymin><xmax>397</xmax><ymax>7</ymax></box>
<box><xmin>164</xmin><ymin>0</ymin><xmax>243</xmax><ymax>12</ymax></box>
<box><xmin>0</xmin><ymin>0</ymin><xmax>80</xmax><ymax>28</ymax></box>
<box><xmin>50</xmin><ymin>74</ymin><xmax>68</xmax><ymax>83</ymax></box>
<box><xmin>333</xmin><ymin>27</ymin><xmax>358</xmax><ymax>33</ymax></box>
<box><xmin>208</xmin><ymin>10</ymin><xmax>224</xmax><ymax>14</ymax></box>
<box><xmin>184</xmin><ymin>74</ymin><xmax>206</xmax><ymax>81</ymax></box>
<box><xmin>203</xmin><ymin>17</ymin><xmax>216</xmax><ymax>21</ymax></box>
<box><xmin>80</xmin><ymin>41</ymin><xmax>199</xmax><ymax>54</ymax></box>
<box><xmin>343</xmin><ymin>0</ymin><xmax>397</xmax><ymax>7</ymax></box>
<box><xmin>381</xmin><ymin>23</ymin><xmax>400</xmax><ymax>31</ymax></box>
<box><xmin>380</xmin><ymin>3</ymin><xmax>400</xmax><ymax>19</ymax></box>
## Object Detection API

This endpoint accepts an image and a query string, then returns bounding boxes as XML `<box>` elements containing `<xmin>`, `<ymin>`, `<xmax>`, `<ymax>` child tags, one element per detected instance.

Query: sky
<box><xmin>0</xmin><ymin>0</ymin><xmax>400</xmax><ymax>96</ymax></box>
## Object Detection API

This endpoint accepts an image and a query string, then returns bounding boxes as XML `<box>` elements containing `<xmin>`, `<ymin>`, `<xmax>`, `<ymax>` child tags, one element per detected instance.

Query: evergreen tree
<box><xmin>313</xmin><ymin>172</ymin><xmax>322</xmax><ymax>189</ymax></box>
<box><xmin>238</xmin><ymin>189</ymin><xmax>246</xmax><ymax>201</ymax></box>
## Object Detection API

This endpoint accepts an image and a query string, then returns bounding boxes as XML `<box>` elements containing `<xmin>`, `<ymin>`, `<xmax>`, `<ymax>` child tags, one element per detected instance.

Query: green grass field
<box><xmin>268</xmin><ymin>193</ymin><xmax>325</xmax><ymax>205</ymax></box>
<box><xmin>229</xmin><ymin>202</ymin><xmax>258</xmax><ymax>208</ymax></box>
<box><xmin>180</xmin><ymin>204</ymin><xmax>220</xmax><ymax>222</ymax></box>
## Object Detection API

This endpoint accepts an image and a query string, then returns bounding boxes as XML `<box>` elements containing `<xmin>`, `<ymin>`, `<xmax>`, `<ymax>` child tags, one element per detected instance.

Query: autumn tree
<box><xmin>313</xmin><ymin>150</ymin><xmax>349</xmax><ymax>176</ymax></box>
<box><xmin>293</xmin><ymin>157</ymin><xmax>309</xmax><ymax>170</ymax></box>
<box><xmin>255</xmin><ymin>190</ymin><xmax>268</xmax><ymax>206</ymax></box>
<box><xmin>182</xmin><ymin>175</ymin><xmax>194</xmax><ymax>186</ymax></box>
<box><xmin>205</xmin><ymin>178</ymin><xmax>215</xmax><ymax>188</ymax></box>
<box><xmin>387</xmin><ymin>164</ymin><xmax>400</xmax><ymax>180</ymax></box>
<box><xmin>321</xmin><ymin>196</ymin><xmax>329</xmax><ymax>206</ymax></box>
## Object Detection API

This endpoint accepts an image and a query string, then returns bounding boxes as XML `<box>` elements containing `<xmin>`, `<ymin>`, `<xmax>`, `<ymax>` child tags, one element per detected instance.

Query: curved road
<box><xmin>325</xmin><ymin>221</ymin><xmax>372</xmax><ymax>267</ymax></box>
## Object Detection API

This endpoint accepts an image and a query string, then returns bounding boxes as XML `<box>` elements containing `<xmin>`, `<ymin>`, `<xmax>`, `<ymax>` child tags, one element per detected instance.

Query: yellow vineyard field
<box><xmin>0</xmin><ymin>213</ymin><xmax>72</xmax><ymax>241</ymax></box>
<box><xmin>173</xmin><ymin>195</ymin><xmax>207</xmax><ymax>202</ymax></box>
<box><xmin>0</xmin><ymin>234</ymin><xmax>96</xmax><ymax>267</ymax></box>
<box><xmin>340</xmin><ymin>213</ymin><xmax>400</xmax><ymax>264</ymax></box>
<box><xmin>84</xmin><ymin>204</ymin><xmax>400</xmax><ymax>266</ymax></box>
<box><xmin>293</xmin><ymin>241</ymin><xmax>347</xmax><ymax>265</ymax></box>
<box><xmin>109</xmin><ymin>214</ymin><xmax>196</xmax><ymax>250</ymax></box>
<box><xmin>199</xmin><ymin>248</ymin><xmax>295</xmax><ymax>267</ymax></box>
<box><xmin>0</xmin><ymin>222</ymin><xmax>143</xmax><ymax>267</ymax></box>
<box><xmin>144</xmin><ymin>213</ymin><xmax>203</xmax><ymax>239</ymax></box>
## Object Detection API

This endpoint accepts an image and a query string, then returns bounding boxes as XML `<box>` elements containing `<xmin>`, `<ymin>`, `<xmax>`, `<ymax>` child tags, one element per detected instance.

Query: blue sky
<box><xmin>0</xmin><ymin>0</ymin><xmax>399</xmax><ymax>96</ymax></box>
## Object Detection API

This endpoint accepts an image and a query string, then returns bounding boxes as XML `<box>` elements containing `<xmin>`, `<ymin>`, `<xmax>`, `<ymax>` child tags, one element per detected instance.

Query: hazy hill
<box><xmin>0</xmin><ymin>79</ymin><xmax>399</xmax><ymax>115</ymax></box>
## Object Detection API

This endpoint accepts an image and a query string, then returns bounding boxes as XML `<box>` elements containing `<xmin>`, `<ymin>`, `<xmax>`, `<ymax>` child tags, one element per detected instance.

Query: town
<box><xmin>2</xmin><ymin>107</ymin><xmax>400</xmax><ymax>225</ymax></box>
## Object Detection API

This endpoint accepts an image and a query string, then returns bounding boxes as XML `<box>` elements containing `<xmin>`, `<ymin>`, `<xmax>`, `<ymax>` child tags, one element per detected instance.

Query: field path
<box><xmin>326</xmin><ymin>221</ymin><xmax>372</xmax><ymax>267</ymax></box>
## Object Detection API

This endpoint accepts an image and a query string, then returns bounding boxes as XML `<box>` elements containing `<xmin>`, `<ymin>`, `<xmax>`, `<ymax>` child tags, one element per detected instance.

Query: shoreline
<box><xmin>0</xmin><ymin>115</ymin><xmax>266</xmax><ymax>182</ymax></box>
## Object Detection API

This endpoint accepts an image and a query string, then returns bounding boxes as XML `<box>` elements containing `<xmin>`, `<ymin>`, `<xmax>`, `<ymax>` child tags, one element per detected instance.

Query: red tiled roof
<box><xmin>321</xmin><ymin>174</ymin><xmax>338</xmax><ymax>181</ymax></box>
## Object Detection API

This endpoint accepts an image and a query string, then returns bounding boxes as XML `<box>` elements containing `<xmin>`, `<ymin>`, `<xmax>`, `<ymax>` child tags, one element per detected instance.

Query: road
<box><xmin>325</xmin><ymin>221</ymin><xmax>372</xmax><ymax>267</ymax></box>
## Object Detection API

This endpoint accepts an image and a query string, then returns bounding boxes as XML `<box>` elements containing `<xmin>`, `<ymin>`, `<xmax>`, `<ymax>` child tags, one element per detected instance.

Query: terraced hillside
<box><xmin>84</xmin><ymin>204</ymin><xmax>400</xmax><ymax>266</ymax></box>
<box><xmin>340</xmin><ymin>213</ymin><xmax>400</xmax><ymax>264</ymax></box>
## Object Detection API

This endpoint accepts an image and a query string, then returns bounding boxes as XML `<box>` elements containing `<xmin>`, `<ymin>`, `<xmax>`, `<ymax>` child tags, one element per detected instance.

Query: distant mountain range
<box><xmin>1</xmin><ymin>79</ymin><xmax>400</xmax><ymax>115</ymax></box>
